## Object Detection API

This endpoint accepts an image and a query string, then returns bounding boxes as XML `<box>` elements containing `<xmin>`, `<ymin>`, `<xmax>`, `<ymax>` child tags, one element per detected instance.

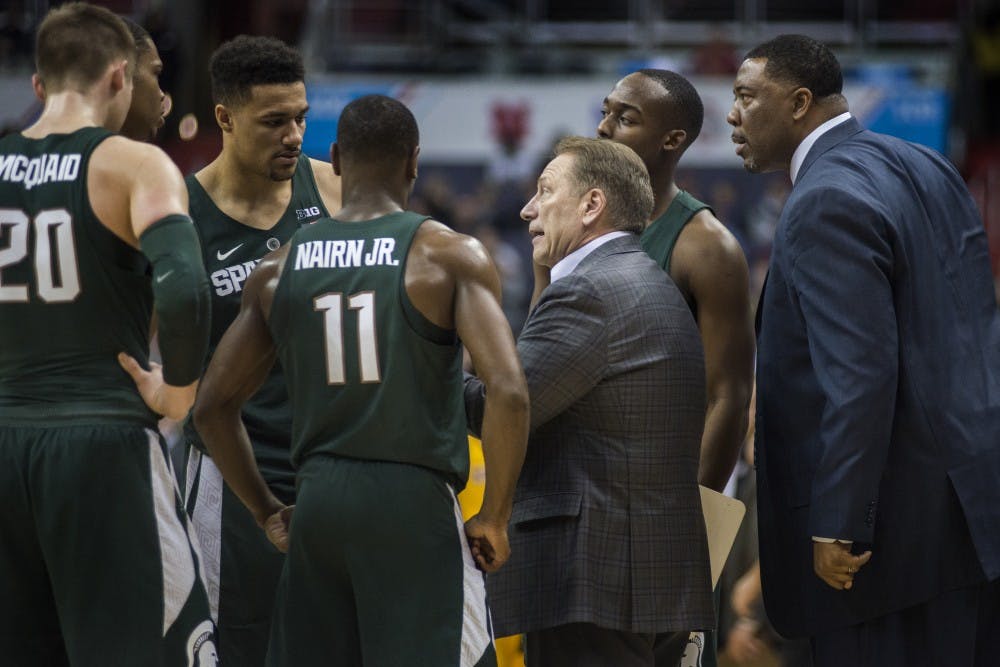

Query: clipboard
<box><xmin>699</xmin><ymin>485</ymin><xmax>746</xmax><ymax>588</ymax></box>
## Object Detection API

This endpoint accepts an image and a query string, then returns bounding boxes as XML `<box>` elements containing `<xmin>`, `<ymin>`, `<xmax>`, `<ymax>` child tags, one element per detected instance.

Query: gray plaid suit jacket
<box><xmin>465</xmin><ymin>233</ymin><xmax>715</xmax><ymax>637</ymax></box>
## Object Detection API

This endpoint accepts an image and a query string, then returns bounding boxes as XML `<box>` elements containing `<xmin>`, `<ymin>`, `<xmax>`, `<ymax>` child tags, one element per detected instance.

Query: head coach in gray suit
<box><xmin>465</xmin><ymin>136</ymin><xmax>714</xmax><ymax>666</ymax></box>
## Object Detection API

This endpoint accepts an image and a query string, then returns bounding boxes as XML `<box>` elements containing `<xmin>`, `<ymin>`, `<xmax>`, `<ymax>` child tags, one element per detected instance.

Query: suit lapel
<box><xmin>796</xmin><ymin>117</ymin><xmax>865</xmax><ymax>184</ymax></box>
<box><xmin>757</xmin><ymin>120</ymin><xmax>863</xmax><ymax>339</ymax></box>
<box><xmin>760</xmin><ymin>118</ymin><xmax>864</xmax><ymax>337</ymax></box>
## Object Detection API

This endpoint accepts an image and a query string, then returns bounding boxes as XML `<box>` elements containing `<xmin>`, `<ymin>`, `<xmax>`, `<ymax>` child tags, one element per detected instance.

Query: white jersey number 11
<box><xmin>314</xmin><ymin>291</ymin><xmax>381</xmax><ymax>385</ymax></box>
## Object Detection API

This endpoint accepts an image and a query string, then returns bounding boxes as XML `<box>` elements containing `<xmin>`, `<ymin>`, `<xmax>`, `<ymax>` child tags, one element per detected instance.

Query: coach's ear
<box><xmin>331</xmin><ymin>142</ymin><xmax>342</xmax><ymax>176</ymax></box>
<box><xmin>791</xmin><ymin>87</ymin><xmax>813</xmax><ymax>121</ymax></box>
<box><xmin>580</xmin><ymin>187</ymin><xmax>607</xmax><ymax>229</ymax></box>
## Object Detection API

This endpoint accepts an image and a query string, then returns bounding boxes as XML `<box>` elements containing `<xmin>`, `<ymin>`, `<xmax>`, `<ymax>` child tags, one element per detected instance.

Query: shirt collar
<box><xmin>550</xmin><ymin>231</ymin><xmax>631</xmax><ymax>283</ymax></box>
<box><xmin>790</xmin><ymin>112</ymin><xmax>852</xmax><ymax>185</ymax></box>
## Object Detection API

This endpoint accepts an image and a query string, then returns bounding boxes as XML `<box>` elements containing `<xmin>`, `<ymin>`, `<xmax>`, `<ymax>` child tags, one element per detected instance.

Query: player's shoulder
<box><xmin>306</xmin><ymin>156</ymin><xmax>337</xmax><ymax>187</ymax></box>
<box><xmin>91</xmin><ymin>135</ymin><xmax>178</xmax><ymax>179</ymax></box>
<box><xmin>415</xmin><ymin>219</ymin><xmax>488</xmax><ymax>258</ymax></box>
<box><xmin>306</xmin><ymin>156</ymin><xmax>331</xmax><ymax>174</ymax></box>
<box><xmin>412</xmin><ymin>218</ymin><xmax>493</xmax><ymax>276</ymax></box>
<box><xmin>93</xmin><ymin>134</ymin><xmax>170</xmax><ymax>162</ymax></box>
<box><xmin>242</xmin><ymin>242</ymin><xmax>291</xmax><ymax>319</ymax></box>
<box><xmin>306</xmin><ymin>157</ymin><xmax>341</xmax><ymax>210</ymax></box>
<box><xmin>247</xmin><ymin>243</ymin><xmax>291</xmax><ymax>295</ymax></box>
<box><xmin>256</xmin><ymin>242</ymin><xmax>291</xmax><ymax>276</ymax></box>
<box><xmin>676</xmin><ymin>208</ymin><xmax>745</xmax><ymax>266</ymax></box>
<box><xmin>669</xmin><ymin>208</ymin><xmax>749</xmax><ymax>305</ymax></box>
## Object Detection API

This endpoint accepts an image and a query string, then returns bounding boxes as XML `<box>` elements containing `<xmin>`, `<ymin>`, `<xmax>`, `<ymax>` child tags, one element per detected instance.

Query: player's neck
<box><xmin>647</xmin><ymin>174</ymin><xmax>680</xmax><ymax>227</ymax></box>
<box><xmin>333</xmin><ymin>184</ymin><xmax>407</xmax><ymax>222</ymax></box>
<box><xmin>196</xmin><ymin>155</ymin><xmax>294</xmax><ymax>231</ymax></box>
<box><xmin>23</xmin><ymin>92</ymin><xmax>111</xmax><ymax>138</ymax></box>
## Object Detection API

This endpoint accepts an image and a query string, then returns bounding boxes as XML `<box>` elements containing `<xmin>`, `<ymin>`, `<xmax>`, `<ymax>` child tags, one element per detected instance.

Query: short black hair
<box><xmin>337</xmin><ymin>95</ymin><xmax>418</xmax><ymax>165</ymax></box>
<box><xmin>745</xmin><ymin>34</ymin><xmax>843</xmax><ymax>99</ymax></box>
<box><xmin>122</xmin><ymin>17</ymin><xmax>152</xmax><ymax>55</ymax></box>
<box><xmin>637</xmin><ymin>68</ymin><xmax>704</xmax><ymax>146</ymax></box>
<box><xmin>209</xmin><ymin>35</ymin><xmax>304</xmax><ymax>107</ymax></box>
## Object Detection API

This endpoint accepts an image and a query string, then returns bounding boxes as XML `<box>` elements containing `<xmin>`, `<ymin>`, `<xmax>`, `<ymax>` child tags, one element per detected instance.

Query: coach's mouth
<box><xmin>731</xmin><ymin>134</ymin><xmax>747</xmax><ymax>157</ymax></box>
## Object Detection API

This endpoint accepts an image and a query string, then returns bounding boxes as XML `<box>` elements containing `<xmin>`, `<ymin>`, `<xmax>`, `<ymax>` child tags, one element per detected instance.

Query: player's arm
<box><xmin>113</xmin><ymin>142</ymin><xmax>210</xmax><ymax>420</ymax></box>
<box><xmin>309</xmin><ymin>157</ymin><xmax>342</xmax><ymax>213</ymax></box>
<box><xmin>449</xmin><ymin>235</ymin><xmax>530</xmax><ymax>573</ymax></box>
<box><xmin>675</xmin><ymin>213</ymin><xmax>755</xmax><ymax>492</ymax></box>
<box><xmin>193</xmin><ymin>248</ymin><xmax>290</xmax><ymax>550</ymax></box>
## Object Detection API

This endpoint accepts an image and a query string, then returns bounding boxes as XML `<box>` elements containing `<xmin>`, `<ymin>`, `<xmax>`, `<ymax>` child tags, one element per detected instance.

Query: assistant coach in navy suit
<box><xmin>465</xmin><ymin>136</ymin><xmax>714</xmax><ymax>666</ymax></box>
<box><xmin>728</xmin><ymin>34</ymin><xmax>1000</xmax><ymax>666</ymax></box>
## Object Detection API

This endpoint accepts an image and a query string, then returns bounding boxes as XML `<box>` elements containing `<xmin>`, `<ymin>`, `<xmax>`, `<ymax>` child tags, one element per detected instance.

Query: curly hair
<box><xmin>209</xmin><ymin>35</ymin><xmax>304</xmax><ymax>107</ymax></box>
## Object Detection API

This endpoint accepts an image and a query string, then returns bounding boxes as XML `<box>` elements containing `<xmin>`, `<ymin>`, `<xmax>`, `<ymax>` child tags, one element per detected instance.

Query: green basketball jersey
<box><xmin>640</xmin><ymin>189</ymin><xmax>711</xmax><ymax>274</ymax></box>
<box><xmin>184</xmin><ymin>155</ymin><xmax>329</xmax><ymax>498</ymax></box>
<box><xmin>0</xmin><ymin>128</ymin><xmax>156</xmax><ymax>425</ymax></box>
<box><xmin>269</xmin><ymin>211</ymin><xmax>469</xmax><ymax>487</ymax></box>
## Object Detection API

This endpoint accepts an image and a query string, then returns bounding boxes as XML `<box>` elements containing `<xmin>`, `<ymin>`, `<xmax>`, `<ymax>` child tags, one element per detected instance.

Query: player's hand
<box><xmin>117</xmin><ymin>351</ymin><xmax>197</xmax><ymax>421</ymax></box>
<box><xmin>263</xmin><ymin>505</ymin><xmax>294</xmax><ymax>553</ymax></box>
<box><xmin>730</xmin><ymin>567</ymin><xmax>761</xmax><ymax>617</ymax></box>
<box><xmin>725</xmin><ymin>618</ymin><xmax>765</xmax><ymax>664</ymax></box>
<box><xmin>464</xmin><ymin>514</ymin><xmax>510</xmax><ymax>573</ymax></box>
<box><xmin>813</xmin><ymin>541</ymin><xmax>872</xmax><ymax>590</ymax></box>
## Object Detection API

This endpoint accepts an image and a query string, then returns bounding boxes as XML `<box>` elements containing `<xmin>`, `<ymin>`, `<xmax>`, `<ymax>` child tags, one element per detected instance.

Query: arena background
<box><xmin>2</xmin><ymin>2</ymin><xmax>998</xmax><ymax>665</ymax></box>
<box><xmin>3</xmin><ymin>0</ymin><xmax>999</xmax><ymax>327</ymax></box>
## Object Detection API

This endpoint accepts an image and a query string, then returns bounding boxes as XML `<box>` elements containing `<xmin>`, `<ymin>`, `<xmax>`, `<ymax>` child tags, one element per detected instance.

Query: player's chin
<box><xmin>269</xmin><ymin>167</ymin><xmax>297</xmax><ymax>182</ymax></box>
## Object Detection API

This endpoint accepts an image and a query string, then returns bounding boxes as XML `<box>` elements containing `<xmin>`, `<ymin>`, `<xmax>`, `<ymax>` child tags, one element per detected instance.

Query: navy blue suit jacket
<box><xmin>755</xmin><ymin>117</ymin><xmax>1000</xmax><ymax>638</ymax></box>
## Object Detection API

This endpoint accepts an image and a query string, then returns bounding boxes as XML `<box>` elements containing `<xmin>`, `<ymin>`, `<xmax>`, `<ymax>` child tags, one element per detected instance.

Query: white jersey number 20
<box><xmin>0</xmin><ymin>208</ymin><xmax>81</xmax><ymax>303</ymax></box>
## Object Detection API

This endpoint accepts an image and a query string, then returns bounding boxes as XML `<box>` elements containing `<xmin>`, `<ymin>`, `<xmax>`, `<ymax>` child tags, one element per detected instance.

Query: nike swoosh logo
<box><xmin>156</xmin><ymin>270</ymin><xmax>174</xmax><ymax>283</ymax></box>
<box><xmin>216</xmin><ymin>244</ymin><xmax>244</xmax><ymax>261</ymax></box>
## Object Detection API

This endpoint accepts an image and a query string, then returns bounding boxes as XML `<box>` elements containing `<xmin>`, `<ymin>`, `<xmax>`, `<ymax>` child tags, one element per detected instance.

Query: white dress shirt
<box><xmin>790</xmin><ymin>112</ymin><xmax>852</xmax><ymax>185</ymax></box>
<box><xmin>549</xmin><ymin>231</ymin><xmax>631</xmax><ymax>283</ymax></box>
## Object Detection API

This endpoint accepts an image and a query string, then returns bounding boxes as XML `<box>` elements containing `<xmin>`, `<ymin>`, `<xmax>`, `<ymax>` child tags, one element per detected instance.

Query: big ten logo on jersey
<box><xmin>295</xmin><ymin>205</ymin><xmax>322</xmax><ymax>221</ymax></box>
<box><xmin>186</xmin><ymin>620</ymin><xmax>218</xmax><ymax>667</ymax></box>
<box><xmin>210</xmin><ymin>259</ymin><xmax>259</xmax><ymax>296</ymax></box>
